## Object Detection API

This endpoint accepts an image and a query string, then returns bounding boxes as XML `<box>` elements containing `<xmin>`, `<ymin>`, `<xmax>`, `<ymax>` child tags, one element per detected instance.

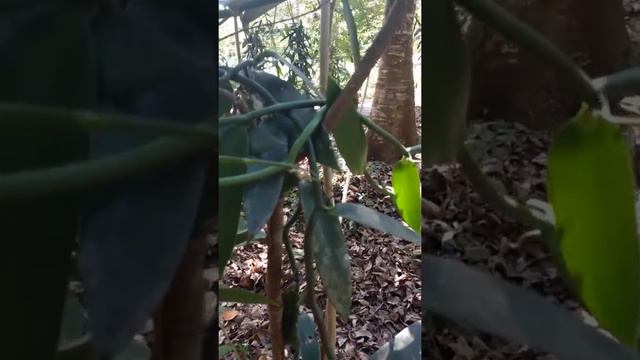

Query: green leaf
<box><xmin>58</xmin><ymin>294</ymin><xmax>87</xmax><ymax>347</ymax></box>
<box><xmin>218</xmin><ymin>344</ymin><xmax>234</xmax><ymax>357</ymax></box>
<box><xmin>218</xmin><ymin>344</ymin><xmax>236</xmax><ymax>357</ymax></box>
<box><xmin>297</xmin><ymin>313</ymin><xmax>320</xmax><ymax>360</ymax></box>
<box><xmin>326</xmin><ymin>78</ymin><xmax>367</xmax><ymax>174</ymax></box>
<box><xmin>281</xmin><ymin>286</ymin><xmax>300</xmax><ymax>348</ymax></box>
<box><xmin>369</xmin><ymin>322</ymin><xmax>421</xmax><ymax>360</ymax></box>
<box><xmin>391</xmin><ymin>159</ymin><xmax>421</xmax><ymax>233</ymax></box>
<box><xmin>299</xmin><ymin>181</ymin><xmax>352</xmax><ymax>317</ymax></box>
<box><xmin>423</xmin><ymin>0</ymin><xmax>470</xmax><ymax>166</ymax></box>
<box><xmin>219</xmin><ymin>125</ymin><xmax>249</xmax><ymax>274</ymax></box>
<box><xmin>547</xmin><ymin>104</ymin><xmax>640</xmax><ymax>346</ymax></box>
<box><xmin>114</xmin><ymin>338</ymin><xmax>150</xmax><ymax>360</ymax></box>
<box><xmin>218</xmin><ymin>79</ymin><xmax>233</xmax><ymax>117</ymax></box>
<box><xmin>334</xmin><ymin>203</ymin><xmax>419</xmax><ymax>244</ymax></box>
<box><xmin>0</xmin><ymin>10</ymin><xmax>92</xmax><ymax>360</ymax></box>
<box><xmin>219</xmin><ymin>287</ymin><xmax>279</xmax><ymax>306</ymax></box>
<box><xmin>424</xmin><ymin>255</ymin><xmax>639</xmax><ymax>360</ymax></box>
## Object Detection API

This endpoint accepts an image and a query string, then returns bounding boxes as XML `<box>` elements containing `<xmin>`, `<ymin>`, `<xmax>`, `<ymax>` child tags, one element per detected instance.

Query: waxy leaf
<box><xmin>333</xmin><ymin>203</ymin><xmax>419</xmax><ymax>244</ymax></box>
<box><xmin>219</xmin><ymin>124</ymin><xmax>249</xmax><ymax>273</ymax></box>
<box><xmin>370</xmin><ymin>322</ymin><xmax>421</xmax><ymax>360</ymax></box>
<box><xmin>423</xmin><ymin>0</ymin><xmax>470</xmax><ymax>166</ymax></box>
<box><xmin>548</xmin><ymin>105</ymin><xmax>640</xmax><ymax>346</ymax></box>
<box><xmin>326</xmin><ymin>78</ymin><xmax>367</xmax><ymax>174</ymax></box>
<box><xmin>219</xmin><ymin>287</ymin><xmax>279</xmax><ymax>306</ymax></box>
<box><xmin>391</xmin><ymin>158</ymin><xmax>421</xmax><ymax>232</ymax></box>
<box><xmin>297</xmin><ymin>313</ymin><xmax>320</xmax><ymax>360</ymax></box>
<box><xmin>424</xmin><ymin>255</ymin><xmax>639</xmax><ymax>360</ymax></box>
<box><xmin>299</xmin><ymin>180</ymin><xmax>352</xmax><ymax>317</ymax></box>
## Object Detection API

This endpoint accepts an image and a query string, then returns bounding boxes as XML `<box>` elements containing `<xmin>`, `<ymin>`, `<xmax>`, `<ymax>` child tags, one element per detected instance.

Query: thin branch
<box><xmin>323</xmin><ymin>0</ymin><xmax>412</xmax><ymax>131</ymax></box>
<box><xmin>303</xmin><ymin>212</ymin><xmax>337</xmax><ymax>360</ymax></box>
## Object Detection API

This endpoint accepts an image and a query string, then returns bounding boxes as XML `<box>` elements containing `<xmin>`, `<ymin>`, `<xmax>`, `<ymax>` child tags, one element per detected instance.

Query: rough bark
<box><xmin>267</xmin><ymin>199</ymin><xmax>285</xmax><ymax>360</ymax></box>
<box><xmin>466</xmin><ymin>0</ymin><xmax>630</xmax><ymax>129</ymax></box>
<box><xmin>367</xmin><ymin>0</ymin><xmax>417</xmax><ymax>163</ymax></box>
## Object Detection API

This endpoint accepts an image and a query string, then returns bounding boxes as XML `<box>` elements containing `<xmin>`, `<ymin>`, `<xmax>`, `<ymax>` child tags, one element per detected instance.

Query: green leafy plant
<box><xmin>424</xmin><ymin>0</ymin><xmax>640</xmax><ymax>357</ymax></box>
<box><xmin>0</xmin><ymin>1</ymin><xmax>216</xmax><ymax>359</ymax></box>
<box><xmin>218</xmin><ymin>1</ymin><xmax>421</xmax><ymax>358</ymax></box>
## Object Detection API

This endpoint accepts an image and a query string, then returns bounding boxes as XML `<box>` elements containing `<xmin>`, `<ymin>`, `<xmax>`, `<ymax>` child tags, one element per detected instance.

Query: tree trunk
<box><xmin>267</xmin><ymin>199</ymin><xmax>285</xmax><ymax>360</ymax></box>
<box><xmin>466</xmin><ymin>0</ymin><xmax>630</xmax><ymax>129</ymax></box>
<box><xmin>367</xmin><ymin>0</ymin><xmax>417</xmax><ymax>163</ymax></box>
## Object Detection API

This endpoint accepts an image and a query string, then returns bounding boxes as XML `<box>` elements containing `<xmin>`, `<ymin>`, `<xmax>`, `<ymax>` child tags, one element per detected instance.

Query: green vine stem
<box><xmin>0</xmin><ymin>103</ymin><xmax>216</xmax><ymax>137</ymax></box>
<box><xmin>303</xmin><ymin>211</ymin><xmax>337</xmax><ymax>360</ymax></box>
<box><xmin>454</xmin><ymin>0</ymin><xmax>598</xmax><ymax>106</ymax></box>
<box><xmin>364</xmin><ymin>169</ymin><xmax>394</xmax><ymax>199</ymax></box>
<box><xmin>219</xmin><ymin>100</ymin><xmax>325</xmax><ymax>127</ymax></box>
<box><xmin>254</xmin><ymin>50</ymin><xmax>322</xmax><ymax>97</ymax></box>
<box><xmin>219</xmin><ymin>155</ymin><xmax>296</xmax><ymax>169</ymax></box>
<box><xmin>219</xmin><ymin>166</ymin><xmax>293</xmax><ymax>187</ymax></box>
<box><xmin>283</xmin><ymin>204</ymin><xmax>302</xmax><ymax>287</ymax></box>
<box><xmin>359</xmin><ymin>115</ymin><xmax>410</xmax><ymax>158</ymax></box>
<box><xmin>457</xmin><ymin>146</ymin><xmax>573</xmax><ymax>284</ymax></box>
<box><xmin>593</xmin><ymin>67</ymin><xmax>640</xmax><ymax>95</ymax></box>
<box><xmin>0</xmin><ymin>130</ymin><xmax>214</xmax><ymax>200</ymax></box>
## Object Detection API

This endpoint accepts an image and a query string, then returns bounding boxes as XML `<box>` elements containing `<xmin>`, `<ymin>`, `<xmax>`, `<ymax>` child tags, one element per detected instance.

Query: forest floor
<box><xmin>423</xmin><ymin>120</ymin><xmax>570</xmax><ymax>359</ymax></box>
<box><xmin>424</xmin><ymin>1</ymin><xmax>640</xmax><ymax>358</ymax></box>
<box><xmin>217</xmin><ymin>108</ymin><xmax>422</xmax><ymax>358</ymax></box>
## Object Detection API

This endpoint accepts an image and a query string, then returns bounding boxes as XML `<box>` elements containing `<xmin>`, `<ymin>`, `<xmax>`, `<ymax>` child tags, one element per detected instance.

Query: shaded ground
<box><xmin>423</xmin><ymin>120</ymin><xmax>574</xmax><ymax>359</ymax></box>
<box><xmin>218</xmin><ymin>109</ymin><xmax>422</xmax><ymax>358</ymax></box>
<box><xmin>423</xmin><ymin>2</ymin><xmax>640</xmax><ymax>358</ymax></box>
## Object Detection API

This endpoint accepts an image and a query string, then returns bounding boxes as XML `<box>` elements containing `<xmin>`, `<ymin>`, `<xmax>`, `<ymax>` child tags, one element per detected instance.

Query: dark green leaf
<box><xmin>219</xmin><ymin>125</ymin><xmax>249</xmax><ymax>274</ymax></box>
<box><xmin>369</xmin><ymin>322</ymin><xmax>421</xmax><ymax>360</ymax></box>
<box><xmin>0</xmin><ymin>10</ymin><xmax>92</xmax><ymax>360</ymax></box>
<box><xmin>423</xmin><ymin>0</ymin><xmax>470</xmax><ymax>166</ymax></box>
<box><xmin>391</xmin><ymin>159</ymin><xmax>421</xmax><ymax>233</ymax></box>
<box><xmin>326</xmin><ymin>78</ymin><xmax>367</xmax><ymax>174</ymax></box>
<box><xmin>58</xmin><ymin>294</ymin><xmax>86</xmax><ymax>347</ymax></box>
<box><xmin>297</xmin><ymin>313</ymin><xmax>320</xmax><ymax>360</ymax></box>
<box><xmin>299</xmin><ymin>181</ymin><xmax>352</xmax><ymax>317</ymax></box>
<box><xmin>243</xmin><ymin>122</ymin><xmax>287</xmax><ymax>235</ymax></box>
<box><xmin>423</xmin><ymin>255</ymin><xmax>639</xmax><ymax>360</ymax></box>
<box><xmin>218</xmin><ymin>79</ymin><xmax>233</xmax><ymax>117</ymax></box>
<box><xmin>548</xmin><ymin>105</ymin><xmax>640</xmax><ymax>345</ymax></box>
<box><xmin>113</xmin><ymin>338</ymin><xmax>150</xmax><ymax>360</ymax></box>
<box><xmin>218</xmin><ymin>345</ymin><xmax>235</xmax><ymax>357</ymax></box>
<box><xmin>219</xmin><ymin>287</ymin><xmax>279</xmax><ymax>306</ymax></box>
<box><xmin>281</xmin><ymin>286</ymin><xmax>300</xmax><ymax>348</ymax></box>
<box><xmin>334</xmin><ymin>203</ymin><xmax>419</xmax><ymax>244</ymax></box>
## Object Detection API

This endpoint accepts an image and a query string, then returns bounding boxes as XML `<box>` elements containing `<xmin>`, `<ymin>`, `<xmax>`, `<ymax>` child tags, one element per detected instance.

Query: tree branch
<box><xmin>323</xmin><ymin>0</ymin><xmax>412</xmax><ymax>132</ymax></box>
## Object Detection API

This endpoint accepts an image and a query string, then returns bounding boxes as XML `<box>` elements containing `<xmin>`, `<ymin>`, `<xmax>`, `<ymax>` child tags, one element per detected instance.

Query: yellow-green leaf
<box><xmin>326</xmin><ymin>78</ymin><xmax>367</xmax><ymax>174</ymax></box>
<box><xmin>548</xmin><ymin>104</ymin><xmax>640</xmax><ymax>346</ymax></box>
<box><xmin>423</xmin><ymin>0</ymin><xmax>470</xmax><ymax>166</ymax></box>
<box><xmin>392</xmin><ymin>159</ymin><xmax>421</xmax><ymax>233</ymax></box>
